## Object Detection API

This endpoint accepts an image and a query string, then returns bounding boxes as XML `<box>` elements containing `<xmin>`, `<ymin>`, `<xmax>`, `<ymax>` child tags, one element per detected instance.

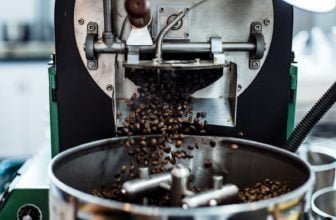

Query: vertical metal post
<box><xmin>103</xmin><ymin>0</ymin><xmax>114</xmax><ymax>44</ymax></box>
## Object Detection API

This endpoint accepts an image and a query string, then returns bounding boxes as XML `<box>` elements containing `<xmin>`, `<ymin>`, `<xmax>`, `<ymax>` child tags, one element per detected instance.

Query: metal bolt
<box><xmin>264</xmin><ymin>18</ymin><xmax>271</xmax><ymax>26</ymax></box>
<box><xmin>78</xmin><ymin>18</ymin><xmax>85</xmax><ymax>25</ymax></box>
<box><xmin>252</xmin><ymin>61</ymin><xmax>260</xmax><ymax>69</ymax></box>
<box><xmin>253</xmin><ymin>24</ymin><xmax>262</xmax><ymax>32</ymax></box>
<box><xmin>106</xmin><ymin>84</ymin><xmax>113</xmax><ymax>91</ymax></box>
<box><xmin>88</xmin><ymin>61</ymin><xmax>96</xmax><ymax>69</ymax></box>
<box><xmin>237</xmin><ymin>84</ymin><xmax>242</xmax><ymax>92</ymax></box>
<box><xmin>88</xmin><ymin>24</ymin><xmax>95</xmax><ymax>31</ymax></box>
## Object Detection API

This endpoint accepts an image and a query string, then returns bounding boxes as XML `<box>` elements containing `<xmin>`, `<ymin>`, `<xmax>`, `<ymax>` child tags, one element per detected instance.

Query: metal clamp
<box><xmin>211</xmin><ymin>37</ymin><xmax>225</xmax><ymax>64</ymax></box>
<box><xmin>85</xmin><ymin>22</ymin><xmax>99</xmax><ymax>70</ymax></box>
<box><xmin>249</xmin><ymin>22</ymin><xmax>266</xmax><ymax>70</ymax></box>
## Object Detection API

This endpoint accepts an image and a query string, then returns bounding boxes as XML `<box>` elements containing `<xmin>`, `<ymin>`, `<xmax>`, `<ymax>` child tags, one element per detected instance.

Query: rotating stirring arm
<box><xmin>121</xmin><ymin>164</ymin><xmax>239</xmax><ymax>208</ymax></box>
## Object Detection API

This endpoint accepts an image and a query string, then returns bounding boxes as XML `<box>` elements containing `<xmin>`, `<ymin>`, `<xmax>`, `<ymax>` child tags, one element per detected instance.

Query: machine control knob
<box><xmin>125</xmin><ymin>0</ymin><xmax>151</xmax><ymax>28</ymax></box>
<box><xmin>125</xmin><ymin>0</ymin><xmax>150</xmax><ymax>18</ymax></box>
<box><xmin>17</xmin><ymin>204</ymin><xmax>42</xmax><ymax>220</ymax></box>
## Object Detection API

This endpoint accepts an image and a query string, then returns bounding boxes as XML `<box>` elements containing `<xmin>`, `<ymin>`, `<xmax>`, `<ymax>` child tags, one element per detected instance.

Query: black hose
<box><xmin>285</xmin><ymin>82</ymin><xmax>336</xmax><ymax>152</ymax></box>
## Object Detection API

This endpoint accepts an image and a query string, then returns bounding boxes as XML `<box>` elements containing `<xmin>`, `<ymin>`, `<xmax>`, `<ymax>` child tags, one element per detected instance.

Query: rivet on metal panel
<box><xmin>106</xmin><ymin>84</ymin><xmax>114</xmax><ymax>91</ymax></box>
<box><xmin>78</xmin><ymin>18</ymin><xmax>85</xmax><ymax>25</ymax></box>
<box><xmin>88</xmin><ymin>24</ymin><xmax>96</xmax><ymax>32</ymax></box>
<box><xmin>88</xmin><ymin>61</ymin><xmax>97</xmax><ymax>69</ymax></box>
<box><xmin>264</xmin><ymin>18</ymin><xmax>271</xmax><ymax>26</ymax></box>
<box><xmin>253</xmin><ymin>24</ymin><xmax>262</xmax><ymax>32</ymax></box>
<box><xmin>237</xmin><ymin>84</ymin><xmax>242</xmax><ymax>92</ymax></box>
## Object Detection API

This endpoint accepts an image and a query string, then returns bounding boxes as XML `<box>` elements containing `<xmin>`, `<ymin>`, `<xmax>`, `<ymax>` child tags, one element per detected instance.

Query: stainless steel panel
<box><xmin>74</xmin><ymin>0</ymin><xmax>274</xmax><ymax>98</ymax></box>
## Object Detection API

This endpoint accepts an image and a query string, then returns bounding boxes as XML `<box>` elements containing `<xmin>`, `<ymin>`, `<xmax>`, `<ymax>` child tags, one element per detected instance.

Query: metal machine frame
<box><xmin>54</xmin><ymin>0</ymin><xmax>294</xmax><ymax>153</ymax></box>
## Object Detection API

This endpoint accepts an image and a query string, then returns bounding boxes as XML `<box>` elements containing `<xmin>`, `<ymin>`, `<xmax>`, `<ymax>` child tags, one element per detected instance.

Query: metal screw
<box><xmin>184</xmin><ymin>32</ymin><xmax>190</xmax><ymax>38</ymax></box>
<box><xmin>88</xmin><ymin>24</ymin><xmax>95</xmax><ymax>31</ymax></box>
<box><xmin>253</xmin><ymin>24</ymin><xmax>262</xmax><ymax>32</ymax></box>
<box><xmin>252</xmin><ymin>61</ymin><xmax>260</xmax><ymax>69</ymax></box>
<box><xmin>160</xmin><ymin>7</ymin><xmax>164</xmax><ymax>13</ymax></box>
<box><xmin>88</xmin><ymin>61</ymin><xmax>96</xmax><ymax>69</ymax></box>
<box><xmin>237</xmin><ymin>84</ymin><xmax>242</xmax><ymax>92</ymax></box>
<box><xmin>264</xmin><ymin>18</ymin><xmax>271</xmax><ymax>26</ymax></box>
<box><xmin>78</xmin><ymin>18</ymin><xmax>85</xmax><ymax>25</ymax></box>
<box><xmin>106</xmin><ymin>84</ymin><xmax>114</xmax><ymax>91</ymax></box>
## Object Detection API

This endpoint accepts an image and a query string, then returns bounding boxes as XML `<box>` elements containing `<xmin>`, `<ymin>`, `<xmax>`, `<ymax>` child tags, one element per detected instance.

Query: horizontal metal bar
<box><xmin>94</xmin><ymin>42</ymin><xmax>256</xmax><ymax>54</ymax></box>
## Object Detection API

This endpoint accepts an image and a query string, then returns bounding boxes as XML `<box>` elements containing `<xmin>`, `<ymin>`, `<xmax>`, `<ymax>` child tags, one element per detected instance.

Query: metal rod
<box><xmin>154</xmin><ymin>0</ymin><xmax>208</xmax><ymax>61</ymax></box>
<box><xmin>122</xmin><ymin>173</ymin><xmax>171</xmax><ymax>197</ymax></box>
<box><xmin>170</xmin><ymin>164</ymin><xmax>191</xmax><ymax>206</ymax></box>
<box><xmin>212</xmin><ymin>175</ymin><xmax>224</xmax><ymax>190</ymax></box>
<box><xmin>103</xmin><ymin>0</ymin><xmax>113</xmax><ymax>33</ymax></box>
<box><xmin>182</xmin><ymin>184</ymin><xmax>239</xmax><ymax>208</ymax></box>
<box><xmin>94</xmin><ymin>42</ymin><xmax>256</xmax><ymax>53</ymax></box>
<box><xmin>155</xmin><ymin>11</ymin><xmax>187</xmax><ymax>60</ymax></box>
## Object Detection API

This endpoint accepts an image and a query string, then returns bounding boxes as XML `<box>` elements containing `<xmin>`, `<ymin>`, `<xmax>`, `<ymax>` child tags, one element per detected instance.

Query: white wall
<box><xmin>0</xmin><ymin>0</ymin><xmax>37</xmax><ymax>23</ymax></box>
<box><xmin>0</xmin><ymin>62</ymin><xmax>50</xmax><ymax>157</ymax></box>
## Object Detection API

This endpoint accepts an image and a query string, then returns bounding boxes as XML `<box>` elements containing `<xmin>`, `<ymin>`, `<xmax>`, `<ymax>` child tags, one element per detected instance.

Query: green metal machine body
<box><xmin>0</xmin><ymin>63</ymin><xmax>298</xmax><ymax>219</ymax></box>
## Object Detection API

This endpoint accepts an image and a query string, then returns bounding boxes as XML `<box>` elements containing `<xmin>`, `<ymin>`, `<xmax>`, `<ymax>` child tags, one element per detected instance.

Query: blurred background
<box><xmin>0</xmin><ymin>2</ymin><xmax>335</xmax><ymax>157</ymax></box>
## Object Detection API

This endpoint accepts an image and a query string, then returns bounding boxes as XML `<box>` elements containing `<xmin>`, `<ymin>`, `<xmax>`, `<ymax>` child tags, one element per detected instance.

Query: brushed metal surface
<box><xmin>49</xmin><ymin>136</ymin><xmax>314</xmax><ymax>220</ymax></box>
<box><xmin>74</xmin><ymin>0</ymin><xmax>274</xmax><ymax>98</ymax></box>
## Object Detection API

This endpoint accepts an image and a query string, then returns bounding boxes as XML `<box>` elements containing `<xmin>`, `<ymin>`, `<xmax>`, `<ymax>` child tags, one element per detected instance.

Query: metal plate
<box><xmin>74</xmin><ymin>0</ymin><xmax>274</xmax><ymax>99</ymax></box>
<box><xmin>124</xmin><ymin>60</ymin><xmax>228</xmax><ymax>70</ymax></box>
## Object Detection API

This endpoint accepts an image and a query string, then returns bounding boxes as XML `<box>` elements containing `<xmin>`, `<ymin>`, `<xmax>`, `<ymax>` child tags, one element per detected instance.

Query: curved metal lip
<box><xmin>49</xmin><ymin>136</ymin><xmax>315</xmax><ymax>217</ymax></box>
<box><xmin>123</xmin><ymin>60</ymin><xmax>228</xmax><ymax>70</ymax></box>
<box><xmin>312</xmin><ymin>187</ymin><xmax>336</xmax><ymax>219</ymax></box>
<box><xmin>301</xmin><ymin>146</ymin><xmax>336</xmax><ymax>172</ymax></box>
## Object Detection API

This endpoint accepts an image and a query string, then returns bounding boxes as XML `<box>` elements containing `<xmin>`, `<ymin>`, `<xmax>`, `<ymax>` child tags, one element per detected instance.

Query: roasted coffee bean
<box><xmin>140</xmin><ymin>140</ymin><xmax>147</xmax><ymax>147</ymax></box>
<box><xmin>152</xmin><ymin>159</ymin><xmax>160</xmax><ymax>166</ymax></box>
<box><xmin>188</xmin><ymin>145</ymin><xmax>194</xmax><ymax>150</ymax></box>
<box><xmin>203</xmin><ymin>161</ymin><xmax>212</xmax><ymax>169</ymax></box>
<box><xmin>125</xmin><ymin>140</ymin><xmax>131</xmax><ymax>148</ymax></box>
<box><xmin>121</xmin><ymin>165</ymin><xmax>127</xmax><ymax>174</ymax></box>
<box><xmin>176</xmin><ymin>140</ymin><xmax>183</xmax><ymax>148</ymax></box>
<box><xmin>164</xmin><ymin>147</ymin><xmax>171</xmax><ymax>153</ymax></box>
<box><xmin>195</xmin><ymin>143</ymin><xmax>199</xmax><ymax>149</ymax></box>
<box><xmin>141</xmin><ymin>147</ymin><xmax>149</xmax><ymax>155</ymax></box>
<box><xmin>150</xmin><ymin>138</ymin><xmax>158</xmax><ymax>146</ymax></box>
<box><xmin>122</xmin><ymin>127</ymin><xmax>129</xmax><ymax>134</ymax></box>
<box><xmin>128</xmin><ymin>150</ymin><xmax>135</xmax><ymax>156</ymax></box>
<box><xmin>230</xmin><ymin>144</ymin><xmax>239</xmax><ymax>150</ymax></box>
<box><xmin>170</xmin><ymin>157</ymin><xmax>176</xmax><ymax>165</ymax></box>
<box><xmin>187</xmin><ymin>154</ymin><xmax>194</xmax><ymax>159</ymax></box>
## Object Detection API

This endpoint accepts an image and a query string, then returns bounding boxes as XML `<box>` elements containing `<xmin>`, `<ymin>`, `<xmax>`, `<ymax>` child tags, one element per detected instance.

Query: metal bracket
<box><xmin>249</xmin><ymin>22</ymin><xmax>265</xmax><ymax>70</ymax></box>
<box><xmin>211</xmin><ymin>37</ymin><xmax>225</xmax><ymax>64</ymax></box>
<box><xmin>85</xmin><ymin>22</ymin><xmax>99</xmax><ymax>70</ymax></box>
<box><xmin>127</xmin><ymin>46</ymin><xmax>140</xmax><ymax>64</ymax></box>
<box><xmin>156</xmin><ymin>4</ymin><xmax>192</xmax><ymax>40</ymax></box>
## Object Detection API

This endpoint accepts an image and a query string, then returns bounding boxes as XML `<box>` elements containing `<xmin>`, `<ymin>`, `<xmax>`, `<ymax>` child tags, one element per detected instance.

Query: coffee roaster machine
<box><xmin>0</xmin><ymin>0</ymin><xmax>317</xmax><ymax>219</ymax></box>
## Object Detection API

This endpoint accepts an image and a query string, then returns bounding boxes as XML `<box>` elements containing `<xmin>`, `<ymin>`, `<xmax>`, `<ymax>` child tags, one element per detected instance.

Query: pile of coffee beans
<box><xmin>238</xmin><ymin>179</ymin><xmax>291</xmax><ymax>203</ymax></box>
<box><xmin>92</xmin><ymin>69</ymin><xmax>292</xmax><ymax>206</ymax></box>
<box><xmin>92</xmin><ymin>70</ymin><xmax>221</xmax><ymax>204</ymax></box>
